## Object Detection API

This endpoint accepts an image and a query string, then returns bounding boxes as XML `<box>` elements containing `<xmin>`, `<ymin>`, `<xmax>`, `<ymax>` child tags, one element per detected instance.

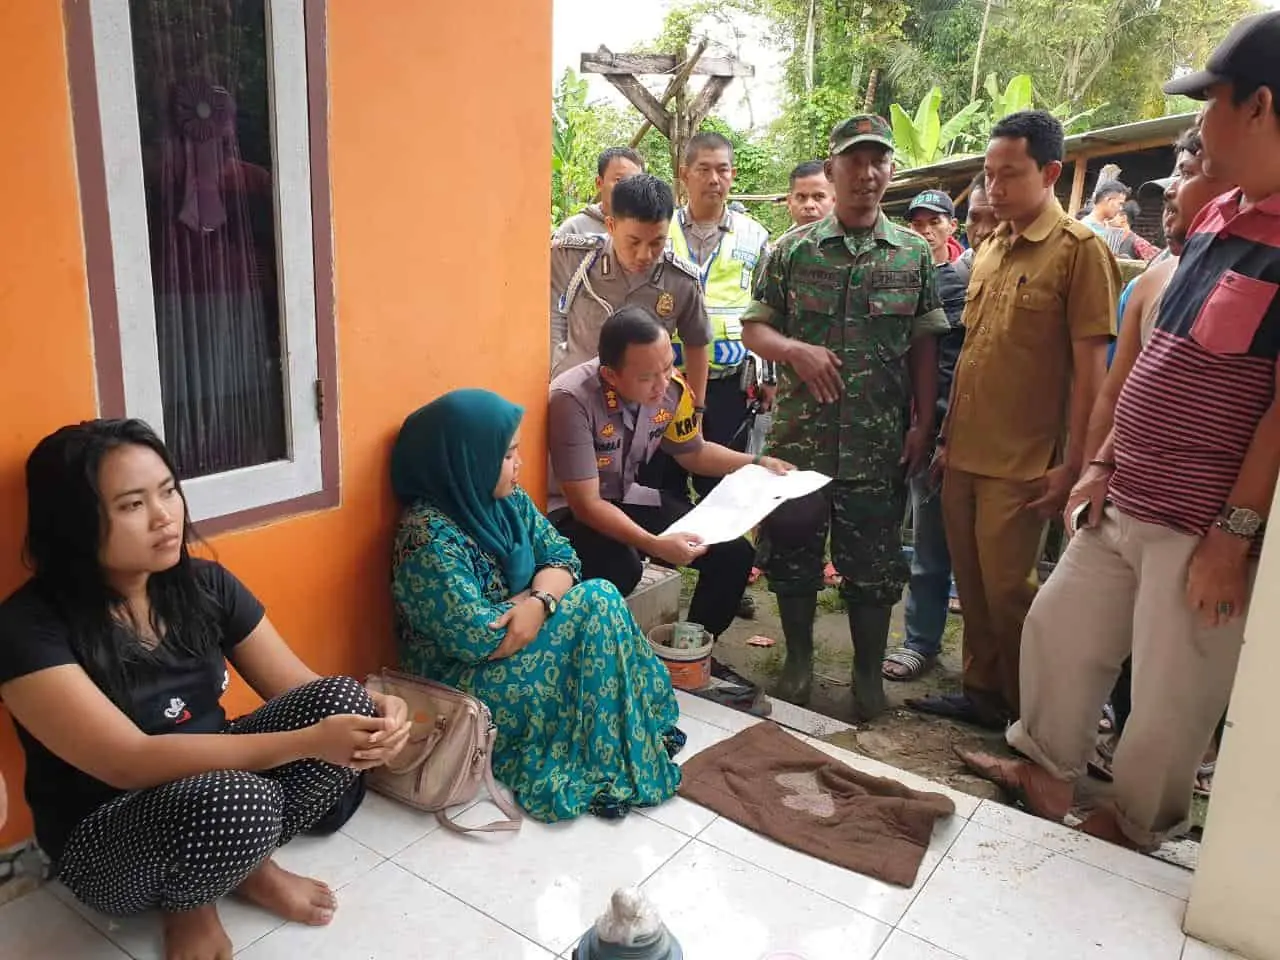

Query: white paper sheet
<box><xmin>660</xmin><ymin>464</ymin><xmax>832</xmax><ymax>545</ymax></box>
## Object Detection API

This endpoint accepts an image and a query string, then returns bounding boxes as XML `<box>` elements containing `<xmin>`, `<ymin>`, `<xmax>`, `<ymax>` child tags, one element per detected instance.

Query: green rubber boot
<box><xmin>848</xmin><ymin>605</ymin><xmax>893</xmax><ymax>722</ymax></box>
<box><xmin>774</xmin><ymin>594</ymin><xmax>817</xmax><ymax>706</ymax></box>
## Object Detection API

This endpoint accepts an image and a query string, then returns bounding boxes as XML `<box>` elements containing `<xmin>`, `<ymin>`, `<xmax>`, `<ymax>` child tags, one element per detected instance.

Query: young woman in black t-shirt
<box><xmin>0</xmin><ymin>420</ymin><xmax>411</xmax><ymax>960</ymax></box>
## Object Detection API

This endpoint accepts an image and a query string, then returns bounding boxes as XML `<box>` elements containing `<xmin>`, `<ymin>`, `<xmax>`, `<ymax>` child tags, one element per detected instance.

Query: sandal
<box><xmin>1087</xmin><ymin>733</ymin><xmax>1117</xmax><ymax>782</ymax></box>
<box><xmin>1194</xmin><ymin>760</ymin><xmax>1215</xmax><ymax>797</ymax></box>
<box><xmin>1098</xmin><ymin>702</ymin><xmax>1116</xmax><ymax>734</ymax></box>
<box><xmin>882</xmin><ymin>648</ymin><xmax>936</xmax><ymax>682</ymax></box>
<box><xmin>906</xmin><ymin>693</ymin><xmax>1008</xmax><ymax>731</ymax></box>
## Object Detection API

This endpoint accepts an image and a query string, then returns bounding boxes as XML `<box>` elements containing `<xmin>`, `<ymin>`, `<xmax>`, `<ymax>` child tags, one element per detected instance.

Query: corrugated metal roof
<box><xmin>884</xmin><ymin>112</ymin><xmax>1199</xmax><ymax>198</ymax></box>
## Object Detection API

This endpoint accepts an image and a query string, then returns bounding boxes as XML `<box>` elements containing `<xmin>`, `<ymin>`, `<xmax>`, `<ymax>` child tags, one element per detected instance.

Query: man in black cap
<box><xmin>959</xmin><ymin>12</ymin><xmax>1280</xmax><ymax>851</ymax></box>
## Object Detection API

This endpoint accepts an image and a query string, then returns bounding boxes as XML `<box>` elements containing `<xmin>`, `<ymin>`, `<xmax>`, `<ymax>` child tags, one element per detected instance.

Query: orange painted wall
<box><xmin>0</xmin><ymin>0</ymin><xmax>552</xmax><ymax>846</ymax></box>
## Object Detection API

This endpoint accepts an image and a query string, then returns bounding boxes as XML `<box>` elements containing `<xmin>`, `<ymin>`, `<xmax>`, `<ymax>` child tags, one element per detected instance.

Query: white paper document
<box><xmin>660</xmin><ymin>464</ymin><xmax>832</xmax><ymax>545</ymax></box>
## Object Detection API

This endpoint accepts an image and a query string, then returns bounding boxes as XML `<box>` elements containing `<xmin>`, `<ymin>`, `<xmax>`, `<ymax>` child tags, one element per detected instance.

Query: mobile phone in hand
<box><xmin>1069</xmin><ymin>500</ymin><xmax>1091</xmax><ymax>533</ymax></box>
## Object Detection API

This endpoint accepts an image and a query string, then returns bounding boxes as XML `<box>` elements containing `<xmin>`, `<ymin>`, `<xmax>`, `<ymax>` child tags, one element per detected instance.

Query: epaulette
<box><xmin>552</xmin><ymin>233</ymin><xmax>605</xmax><ymax>252</ymax></box>
<box><xmin>663</xmin><ymin>250</ymin><xmax>702</xmax><ymax>282</ymax></box>
<box><xmin>1063</xmin><ymin>217</ymin><xmax>1102</xmax><ymax>242</ymax></box>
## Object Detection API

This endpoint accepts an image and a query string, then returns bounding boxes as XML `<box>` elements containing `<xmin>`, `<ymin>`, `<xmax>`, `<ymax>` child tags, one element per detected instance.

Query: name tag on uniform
<box><xmin>732</xmin><ymin>247</ymin><xmax>759</xmax><ymax>268</ymax></box>
<box><xmin>870</xmin><ymin>269</ymin><xmax>918</xmax><ymax>287</ymax></box>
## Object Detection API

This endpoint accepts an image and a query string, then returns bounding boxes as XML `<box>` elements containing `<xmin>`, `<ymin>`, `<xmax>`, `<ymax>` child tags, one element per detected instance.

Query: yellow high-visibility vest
<box><xmin>668</xmin><ymin>209</ymin><xmax>770</xmax><ymax>372</ymax></box>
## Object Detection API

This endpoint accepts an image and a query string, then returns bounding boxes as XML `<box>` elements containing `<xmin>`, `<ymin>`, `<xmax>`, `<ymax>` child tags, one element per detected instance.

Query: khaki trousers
<box><xmin>1007</xmin><ymin>506</ymin><xmax>1250</xmax><ymax>848</ymax></box>
<box><xmin>942</xmin><ymin>468</ymin><xmax>1047</xmax><ymax>718</ymax></box>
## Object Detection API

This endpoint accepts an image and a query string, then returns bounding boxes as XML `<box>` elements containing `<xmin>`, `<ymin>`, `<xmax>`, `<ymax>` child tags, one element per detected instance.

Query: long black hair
<box><xmin>23</xmin><ymin>419</ymin><xmax>221</xmax><ymax>710</ymax></box>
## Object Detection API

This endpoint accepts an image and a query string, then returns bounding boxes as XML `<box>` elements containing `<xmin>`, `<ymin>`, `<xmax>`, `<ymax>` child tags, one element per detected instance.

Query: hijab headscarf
<box><xmin>390</xmin><ymin>389</ymin><xmax>535</xmax><ymax>593</ymax></box>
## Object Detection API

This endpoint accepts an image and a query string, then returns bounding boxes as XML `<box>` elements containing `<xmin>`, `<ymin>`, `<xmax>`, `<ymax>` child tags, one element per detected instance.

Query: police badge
<box><xmin>655</xmin><ymin>291</ymin><xmax>675</xmax><ymax>317</ymax></box>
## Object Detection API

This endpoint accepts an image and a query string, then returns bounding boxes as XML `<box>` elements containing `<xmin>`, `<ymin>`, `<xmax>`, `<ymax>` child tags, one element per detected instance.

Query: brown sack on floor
<box><xmin>678</xmin><ymin>722</ymin><xmax>955</xmax><ymax>887</ymax></box>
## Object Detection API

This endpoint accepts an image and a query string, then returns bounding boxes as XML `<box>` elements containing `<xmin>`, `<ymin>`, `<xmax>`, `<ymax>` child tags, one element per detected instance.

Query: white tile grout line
<box><xmin>967</xmin><ymin>799</ymin><xmax>1194</xmax><ymax>901</ymax></box>
<box><xmin>889</xmin><ymin>813</ymin><xmax>972</xmax><ymax>926</ymax></box>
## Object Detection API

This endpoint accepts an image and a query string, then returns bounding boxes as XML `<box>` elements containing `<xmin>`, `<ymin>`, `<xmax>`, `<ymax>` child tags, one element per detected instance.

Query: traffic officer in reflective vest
<box><xmin>550</xmin><ymin>175</ymin><xmax>711</xmax><ymax>410</ymax></box>
<box><xmin>660</xmin><ymin>132</ymin><xmax>772</xmax><ymax>503</ymax></box>
<box><xmin>547</xmin><ymin>307</ymin><xmax>791</xmax><ymax>708</ymax></box>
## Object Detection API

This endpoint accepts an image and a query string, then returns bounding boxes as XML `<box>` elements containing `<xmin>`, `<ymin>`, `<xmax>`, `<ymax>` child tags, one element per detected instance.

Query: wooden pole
<box><xmin>1068</xmin><ymin>159</ymin><xmax>1088</xmax><ymax>216</ymax></box>
<box><xmin>628</xmin><ymin>39</ymin><xmax>708</xmax><ymax>149</ymax></box>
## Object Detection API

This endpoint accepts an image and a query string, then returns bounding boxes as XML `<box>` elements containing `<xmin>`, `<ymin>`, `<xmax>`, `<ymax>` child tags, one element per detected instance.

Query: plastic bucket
<box><xmin>647</xmin><ymin>623</ymin><xmax>713</xmax><ymax>691</ymax></box>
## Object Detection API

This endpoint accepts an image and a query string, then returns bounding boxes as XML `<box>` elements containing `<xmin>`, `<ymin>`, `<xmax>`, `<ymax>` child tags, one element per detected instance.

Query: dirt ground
<box><xmin>702</xmin><ymin>579</ymin><xmax>1209</xmax><ymax>830</ymax></box>
<box><xmin>710</xmin><ymin>581</ymin><xmax>1008</xmax><ymax>802</ymax></box>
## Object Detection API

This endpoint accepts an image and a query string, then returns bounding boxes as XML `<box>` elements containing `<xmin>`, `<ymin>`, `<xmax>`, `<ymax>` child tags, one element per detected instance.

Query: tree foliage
<box><xmin>550</xmin><ymin>0</ymin><xmax>1258</xmax><ymax>232</ymax></box>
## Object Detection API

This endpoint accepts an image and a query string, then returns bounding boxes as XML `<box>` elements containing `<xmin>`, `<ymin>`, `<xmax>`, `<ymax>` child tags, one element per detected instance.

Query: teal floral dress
<box><xmin>392</xmin><ymin>487</ymin><xmax>682</xmax><ymax>821</ymax></box>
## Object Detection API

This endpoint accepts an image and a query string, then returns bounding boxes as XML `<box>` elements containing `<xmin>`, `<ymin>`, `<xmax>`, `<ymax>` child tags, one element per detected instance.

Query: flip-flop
<box><xmin>1087</xmin><ymin>735</ymin><xmax>1116</xmax><ymax>782</ymax></box>
<box><xmin>691</xmin><ymin>683</ymin><xmax>773</xmax><ymax>717</ymax></box>
<box><xmin>1194</xmin><ymin>760</ymin><xmax>1216</xmax><ymax>797</ymax></box>
<box><xmin>953</xmin><ymin>746</ymin><xmax>1073</xmax><ymax>821</ymax></box>
<box><xmin>906</xmin><ymin>693</ymin><xmax>1008</xmax><ymax>731</ymax></box>
<box><xmin>882</xmin><ymin>648</ymin><xmax>936</xmax><ymax>682</ymax></box>
<box><xmin>1098</xmin><ymin>703</ymin><xmax>1116</xmax><ymax>733</ymax></box>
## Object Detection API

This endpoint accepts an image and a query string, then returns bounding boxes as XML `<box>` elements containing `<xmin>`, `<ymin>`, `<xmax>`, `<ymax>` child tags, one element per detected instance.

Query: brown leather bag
<box><xmin>364</xmin><ymin>669</ymin><xmax>522</xmax><ymax>833</ymax></box>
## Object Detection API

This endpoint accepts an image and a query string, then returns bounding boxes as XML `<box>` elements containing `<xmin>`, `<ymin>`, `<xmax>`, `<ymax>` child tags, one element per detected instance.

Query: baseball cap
<box><xmin>906</xmin><ymin>190</ymin><xmax>956</xmax><ymax>218</ymax></box>
<box><xmin>830</xmin><ymin>115</ymin><xmax>894</xmax><ymax>155</ymax></box>
<box><xmin>1138</xmin><ymin>177</ymin><xmax>1175</xmax><ymax>200</ymax></box>
<box><xmin>1163</xmin><ymin>11</ymin><xmax>1280</xmax><ymax>99</ymax></box>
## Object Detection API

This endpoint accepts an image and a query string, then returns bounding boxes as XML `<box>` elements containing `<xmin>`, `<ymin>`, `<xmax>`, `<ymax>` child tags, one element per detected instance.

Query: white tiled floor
<box><xmin>0</xmin><ymin>690</ymin><xmax>1243</xmax><ymax>959</ymax></box>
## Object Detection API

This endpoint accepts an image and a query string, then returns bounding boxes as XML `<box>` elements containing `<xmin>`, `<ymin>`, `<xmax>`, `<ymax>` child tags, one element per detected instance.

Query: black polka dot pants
<box><xmin>58</xmin><ymin>675</ymin><xmax>374</xmax><ymax>915</ymax></box>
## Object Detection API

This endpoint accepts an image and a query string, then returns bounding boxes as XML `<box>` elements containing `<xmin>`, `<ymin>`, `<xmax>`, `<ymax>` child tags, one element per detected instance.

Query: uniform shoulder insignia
<box><xmin>552</xmin><ymin>233</ymin><xmax>605</xmax><ymax>252</ymax></box>
<box><xmin>664</xmin><ymin>250</ymin><xmax>702</xmax><ymax>282</ymax></box>
<box><xmin>1063</xmin><ymin>217</ymin><xmax>1100</xmax><ymax>242</ymax></box>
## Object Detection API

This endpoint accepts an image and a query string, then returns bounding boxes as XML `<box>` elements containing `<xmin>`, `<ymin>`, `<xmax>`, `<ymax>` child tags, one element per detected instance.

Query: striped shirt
<box><xmin>1109</xmin><ymin>189</ymin><xmax>1280</xmax><ymax>536</ymax></box>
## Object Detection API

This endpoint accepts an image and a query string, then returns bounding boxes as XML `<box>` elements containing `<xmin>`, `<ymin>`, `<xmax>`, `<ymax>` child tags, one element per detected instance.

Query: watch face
<box><xmin>1228</xmin><ymin>508</ymin><xmax>1263</xmax><ymax>536</ymax></box>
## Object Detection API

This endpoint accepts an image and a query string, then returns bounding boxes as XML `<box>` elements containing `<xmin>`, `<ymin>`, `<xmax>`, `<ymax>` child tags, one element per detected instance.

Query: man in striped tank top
<box><xmin>960</xmin><ymin>11</ymin><xmax>1280</xmax><ymax>850</ymax></box>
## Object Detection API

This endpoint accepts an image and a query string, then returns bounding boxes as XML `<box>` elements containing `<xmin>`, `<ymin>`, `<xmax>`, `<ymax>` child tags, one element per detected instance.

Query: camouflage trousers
<box><xmin>761</xmin><ymin>478</ymin><xmax>908</xmax><ymax>607</ymax></box>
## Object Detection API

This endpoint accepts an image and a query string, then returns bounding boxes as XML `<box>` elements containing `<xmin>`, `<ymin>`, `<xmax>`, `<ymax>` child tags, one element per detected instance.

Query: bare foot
<box><xmin>235</xmin><ymin>858</ymin><xmax>337</xmax><ymax>926</ymax></box>
<box><xmin>163</xmin><ymin>905</ymin><xmax>233</xmax><ymax>960</ymax></box>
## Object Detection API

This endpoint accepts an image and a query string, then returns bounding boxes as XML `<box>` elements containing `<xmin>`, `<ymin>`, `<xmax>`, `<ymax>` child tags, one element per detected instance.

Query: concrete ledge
<box><xmin>624</xmin><ymin>563</ymin><xmax>682</xmax><ymax>637</ymax></box>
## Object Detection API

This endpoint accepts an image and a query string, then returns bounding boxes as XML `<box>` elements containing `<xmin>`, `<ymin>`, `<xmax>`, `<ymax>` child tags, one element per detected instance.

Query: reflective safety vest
<box><xmin>668</xmin><ymin>209</ymin><xmax>770</xmax><ymax>372</ymax></box>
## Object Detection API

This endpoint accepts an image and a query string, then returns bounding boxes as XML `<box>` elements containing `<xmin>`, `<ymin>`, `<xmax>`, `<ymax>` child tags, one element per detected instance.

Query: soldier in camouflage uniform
<box><xmin>741</xmin><ymin>115</ymin><xmax>948</xmax><ymax>720</ymax></box>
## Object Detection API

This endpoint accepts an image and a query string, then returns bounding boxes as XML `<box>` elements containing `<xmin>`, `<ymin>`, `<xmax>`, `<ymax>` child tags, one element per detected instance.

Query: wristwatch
<box><xmin>530</xmin><ymin>590</ymin><xmax>558</xmax><ymax>617</ymax></box>
<box><xmin>1213</xmin><ymin>505</ymin><xmax>1264</xmax><ymax>540</ymax></box>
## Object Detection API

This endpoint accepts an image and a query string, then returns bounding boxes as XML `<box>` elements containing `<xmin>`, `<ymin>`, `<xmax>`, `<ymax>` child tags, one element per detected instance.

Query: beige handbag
<box><xmin>364</xmin><ymin>669</ymin><xmax>522</xmax><ymax>834</ymax></box>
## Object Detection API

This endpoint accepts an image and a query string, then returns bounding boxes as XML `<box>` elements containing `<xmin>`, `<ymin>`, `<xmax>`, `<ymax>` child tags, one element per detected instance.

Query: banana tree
<box><xmin>889</xmin><ymin>86</ymin><xmax>986</xmax><ymax>169</ymax></box>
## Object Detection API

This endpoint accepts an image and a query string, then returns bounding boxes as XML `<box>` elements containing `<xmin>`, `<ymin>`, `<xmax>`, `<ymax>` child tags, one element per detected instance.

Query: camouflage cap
<box><xmin>830</xmin><ymin>114</ymin><xmax>894</xmax><ymax>155</ymax></box>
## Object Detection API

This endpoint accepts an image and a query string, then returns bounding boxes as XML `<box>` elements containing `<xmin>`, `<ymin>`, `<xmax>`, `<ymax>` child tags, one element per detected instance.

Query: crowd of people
<box><xmin>541</xmin><ymin>9</ymin><xmax>1279</xmax><ymax>854</ymax></box>
<box><xmin>0</xmin><ymin>10</ymin><xmax>1276</xmax><ymax>960</ymax></box>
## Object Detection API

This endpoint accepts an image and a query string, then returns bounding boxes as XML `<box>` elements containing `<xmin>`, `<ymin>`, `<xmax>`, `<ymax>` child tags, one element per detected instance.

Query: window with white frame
<box><xmin>77</xmin><ymin>0</ymin><xmax>332</xmax><ymax>525</ymax></box>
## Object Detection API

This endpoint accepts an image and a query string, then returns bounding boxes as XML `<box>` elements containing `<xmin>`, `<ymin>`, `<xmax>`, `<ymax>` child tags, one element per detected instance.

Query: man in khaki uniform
<box><xmin>909</xmin><ymin>111</ymin><xmax>1119</xmax><ymax>729</ymax></box>
<box><xmin>550</xmin><ymin>175</ymin><xmax>710</xmax><ymax>409</ymax></box>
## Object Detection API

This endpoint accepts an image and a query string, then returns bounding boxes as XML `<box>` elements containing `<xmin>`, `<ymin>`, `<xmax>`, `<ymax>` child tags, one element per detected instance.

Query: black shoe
<box><xmin>737</xmin><ymin>593</ymin><xmax>757</xmax><ymax>620</ymax></box>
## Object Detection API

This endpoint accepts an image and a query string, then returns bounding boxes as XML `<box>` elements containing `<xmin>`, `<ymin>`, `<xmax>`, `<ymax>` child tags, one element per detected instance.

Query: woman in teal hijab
<box><xmin>391</xmin><ymin>389</ymin><xmax>682</xmax><ymax>821</ymax></box>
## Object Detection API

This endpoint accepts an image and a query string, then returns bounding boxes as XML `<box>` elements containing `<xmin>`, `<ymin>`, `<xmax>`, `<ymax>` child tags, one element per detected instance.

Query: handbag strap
<box><xmin>382</xmin><ymin>717</ymin><xmax>447</xmax><ymax>777</ymax></box>
<box><xmin>436</xmin><ymin>759</ymin><xmax>523</xmax><ymax>834</ymax></box>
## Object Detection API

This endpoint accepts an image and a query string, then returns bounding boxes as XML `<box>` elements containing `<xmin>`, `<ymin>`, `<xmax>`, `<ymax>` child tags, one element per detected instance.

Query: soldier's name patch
<box><xmin>655</xmin><ymin>291</ymin><xmax>675</xmax><ymax>317</ymax></box>
<box><xmin>595</xmin><ymin>439</ymin><xmax>621</xmax><ymax>453</ymax></box>
<box><xmin>792</xmin><ymin>267</ymin><xmax>844</xmax><ymax>291</ymax></box>
<box><xmin>870</xmin><ymin>269</ymin><xmax>918</xmax><ymax>287</ymax></box>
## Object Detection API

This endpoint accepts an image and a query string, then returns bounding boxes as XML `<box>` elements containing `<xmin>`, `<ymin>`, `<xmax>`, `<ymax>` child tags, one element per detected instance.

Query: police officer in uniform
<box><xmin>550</xmin><ymin>175</ymin><xmax>710</xmax><ymax>411</ymax></box>
<box><xmin>660</xmin><ymin>132</ymin><xmax>772</xmax><ymax>502</ymax></box>
<box><xmin>548</xmin><ymin>308</ymin><xmax>790</xmax><ymax>705</ymax></box>
<box><xmin>742</xmin><ymin>115</ymin><xmax>947</xmax><ymax>720</ymax></box>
